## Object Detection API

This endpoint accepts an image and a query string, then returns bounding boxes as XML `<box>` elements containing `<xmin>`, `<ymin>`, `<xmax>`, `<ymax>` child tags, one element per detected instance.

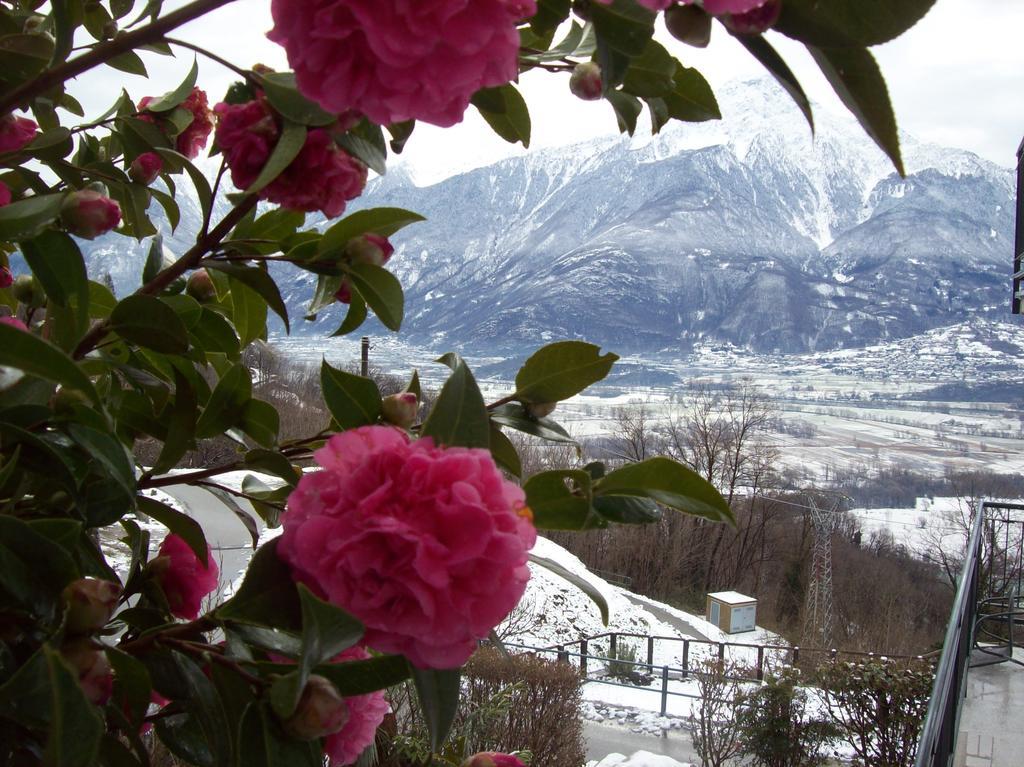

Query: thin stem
<box><xmin>72</xmin><ymin>195</ymin><xmax>257</xmax><ymax>359</ymax></box>
<box><xmin>140</xmin><ymin>462</ymin><xmax>244</xmax><ymax>490</ymax></box>
<box><xmin>194</xmin><ymin>479</ymin><xmax>286</xmax><ymax>507</ymax></box>
<box><xmin>487</xmin><ymin>394</ymin><xmax>519</xmax><ymax>411</ymax></box>
<box><xmin>118</xmin><ymin>615</ymin><xmax>215</xmax><ymax>655</ymax></box>
<box><xmin>161</xmin><ymin>636</ymin><xmax>265</xmax><ymax>688</ymax></box>
<box><xmin>202</xmin><ymin>159</ymin><xmax>229</xmax><ymax>237</ymax></box>
<box><xmin>0</xmin><ymin>0</ymin><xmax>237</xmax><ymax>115</ymax></box>
<box><xmin>164</xmin><ymin>36</ymin><xmax>253</xmax><ymax>81</ymax></box>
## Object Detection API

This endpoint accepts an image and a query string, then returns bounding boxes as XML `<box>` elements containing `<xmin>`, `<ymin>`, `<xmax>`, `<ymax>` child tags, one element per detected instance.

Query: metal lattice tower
<box><xmin>803</xmin><ymin>498</ymin><xmax>839</xmax><ymax>647</ymax></box>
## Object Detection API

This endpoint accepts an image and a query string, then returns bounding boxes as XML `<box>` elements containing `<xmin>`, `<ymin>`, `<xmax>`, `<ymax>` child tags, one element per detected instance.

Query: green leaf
<box><xmin>318</xmin><ymin>207</ymin><xmax>425</xmax><ymax>255</ymax></box>
<box><xmin>336</xmin><ymin>119</ymin><xmax>388</xmax><ymax>176</ymax></box>
<box><xmin>217</xmin><ymin>538</ymin><xmax>301</xmax><ymax>630</ymax></box>
<box><xmin>621</xmin><ymin>39</ymin><xmax>677</xmax><ymax>98</ymax></box>
<box><xmin>155</xmin><ymin>148</ymin><xmax>212</xmax><ymax>215</ymax></box>
<box><xmin>44</xmin><ymin>646</ymin><xmax>105</xmax><ymax>767</ymax></box>
<box><xmin>514</xmin><ymin>341</ymin><xmax>618</xmax><ymax>404</ymax></box>
<box><xmin>137</xmin><ymin>495</ymin><xmax>208</xmax><ymax>562</ymax></box>
<box><xmin>229</xmin><ymin>277</ymin><xmax>268</xmax><ymax>347</ymax></box>
<box><xmin>524</xmin><ymin>469</ymin><xmax>599</xmax><ymax>530</ymax></box>
<box><xmin>0</xmin><ymin>193</ymin><xmax>64</xmax><ymax>241</ymax></box>
<box><xmin>662</xmin><ymin>66</ymin><xmax>721</xmax><ymax>122</ymax></box>
<box><xmin>110</xmin><ymin>294</ymin><xmax>190</xmax><ymax>354</ymax></box>
<box><xmin>596</xmin><ymin>456</ymin><xmax>734</xmax><ymax>523</ymax></box>
<box><xmin>272</xmin><ymin>585</ymin><xmax>364</xmax><ymax>719</ymax></box>
<box><xmin>172</xmin><ymin>651</ymin><xmax>233</xmax><ymax>767</ymax></box>
<box><xmin>386</xmin><ymin>120</ymin><xmax>415</xmax><ymax>154</ymax></box>
<box><xmin>607</xmin><ymin>90</ymin><xmax>643</xmax><ymax>135</ymax></box>
<box><xmin>313</xmin><ymin>653</ymin><xmax>412</xmax><ymax>696</ymax></box>
<box><xmin>153</xmin><ymin>369</ymin><xmax>197</xmax><ymax>472</ymax></box>
<box><xmin>0</xmin><ymin>516</ymin><xmax>78</xmax><ymax>622</ymax></box>
<box><xmin>490</xmin><ymin>403</ymin><xmax>578</xmax><ymax>444</ymax></box>
<box><xmin>206</xmin><ymin>261</ymin><xmax>290</xmax><ymax>332</ymax></box>
<box><xmin>21</xmin><ymin>230</ymin><xmax>88</xmax><ymax>330</ymax></box>
<box><xmin>331</xmin><ymin>292</ymin><xmax>368</xmax><ymax>336</ymax></box>
<box><xmin>67</xmin><ymin>423</ymin><xmax>135</xmax><ymax>496</ymax></box>
<box><xmin>733</xmin><ymin>34</ymin><xmax>814</xmax><ymax>134</ymax></box>
<box><xmin>0</xmin><ymin>321</ymin><xmax>98</xmax><ymax>402</ymax></box>
<box><xmin>256</xmin><ymin>72</ymin><xmax>337</xmax><ymax>127</ymax></box>
<box><xmin>238</xmin><ymin>702</ymin><xmax>321</xmax><ymax>767</ymax></box>
<box><xmin>107</xmin><ymin>50</ymin><xmax>147</xmax><ymax>76</ymax></box>
<box><xmin>106</xmin><ymin>648</ymin><xmax>153</xmax><ymax>730</ymax></box>
<box><xmin>143</xmin><ymin>58</ymin><xmax>199</xmax><ymax>112</ymax></box>
<box><xmin>488</xmin><ymin>425</ymin><xmax>522</xmax><ymax>478</ymax></box>
<box><xmin>591</xmin><ymin>494</ymin><xmax>661</xmax><ymax>524</ymax></box>
<box><xmin>529</xmin><ymin>552</ymin><xmax>609</xmax><ymax>625</ymax></box>
<box><xmin>320</xmin><ymin>360</ymin><xmax>382</xmax><ymax>430</ymax></box>
<box><xmin>245</xmin><ymin>120</ymin><xmax>307</xmax><ymax>195</ymax></box>
<box><xmin>240</xmin><ymin>398</ymin><xmax>279</xmax><ymax>448</ymax></box>
<box><xmin>421</xmin><ymin>355</ymin><xmax>489</xmax><ymax>449</ymax></box>
<box><xmin>809</xmin><ymin>45</ymin><xmax>904</xmax><ymax>175</ymax></box>
<box><xmin>471</xmin><ymin>84</ymin><xmax>531</xmax><ymax>148</ymax></box>
<box><xmin>530</xmin><ymin>0</ymin><xmax>571</xmax><ymax>34</ymax></box>
<box><xmin>776</xmin><ymin>0</ymin><xmax>936</xmax><ymax>48</ymax></box>
<box><xmin>244</xmin><ymin>449</ymin><xmax>298</xmax><ymax>486</ymax></box>
<box><xmin>347</xmin><ymin>263</ymin><xmax>404</xmax><ymax>331</ymax></box>
<box><xmin>195</xmin><ymin>363</ymin><xmax>251</xmax><ymax>438</ymax></box>
<box><xmin>590</xmin><ymin>0</ymin><xmax>656</xmax><ymax>56</ymax></box>
<box><xmin>411</xmin><ymin>666</ymin><xmax>462</xmax><ymax>753</ymax></box>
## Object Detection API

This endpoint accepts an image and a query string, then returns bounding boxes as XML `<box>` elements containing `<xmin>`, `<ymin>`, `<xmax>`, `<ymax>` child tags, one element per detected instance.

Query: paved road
<box><xmin>623</xmin><ymin>594</ymin><xmax>710</xmax><ymax>642</ymax></box>
<box><xmin>584</xmin><ymin>722</ymin><xmax>698</xmax><ymax>763</ymax></box>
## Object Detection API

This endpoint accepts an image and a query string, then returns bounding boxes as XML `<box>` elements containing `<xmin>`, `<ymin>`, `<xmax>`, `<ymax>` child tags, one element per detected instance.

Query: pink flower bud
<box><xmin>525</xmin><ymin>401</ymin><xmax>557</xmax><ymax>419</ymax></box>
<box><xmin>186</xmin><ymin>269</ymin><xmax>217</xmax><ymax>303</ymax></box>
<box><xmin>0</xmin><ymin>113</ymin><xmax>38</xmax><ymax>153</ymax></box>
<box><xmin>462</xmin><ymin>753</ymin><xmax>528</xmax><ymax>767</ymax></box>
<box><xmin>154</xmin><ymin>533</ymin><xmax>219</xmax><ymax>620</ymax></box>
<box><xmin>63</xmin><ymin>577</ymin><xmax>122</xmax><ymax>635</ymax></box>
<box><xmin>665</xmin><ymin>4</ymin><xmax>712</xmax><ymax>47</ymax></box>
<box><xmin>283</xmin><ymin>675</ymin><xmax>349</xmax><ymax>741</ymax></box>
<box><xmin>61</xmin><ymin>190</ymin><xmax>121</xmax><ymax>240</ymax></box>
<box><xmin>0</xmin><ymin>265</ymin><xmax>11</xmax><ymax>288</ymax></box>
<box><xmin>335</xmin><ymin>279</ymin><xmax>352</xmax><ymax>304</ymax></box>
<box><xmin>129</xmin><ymin>152</ymin><xmax>163</xmax><ymax>185</ymax></box>
<box><xmin>0</xmin><ymin>316</ymin><xmax>27</xmax><ymax>331</ymax></box>
<box><xmin>61</xmin><ymin>639</ymin><xmax>114</xmax><ymax>706</ymax></box>
<box><xmin>0</xmin><ymin>181</ymin><xmax>10</xmax><ymax>207</ymax></box>
<box><xmin>721</xmin><ymin>0</ymin><xmax>782</xmax><ymax>34</ymax></box>
<box><xmin>569</xmin><ymin>62</ymin><xmax>603</xmax><ymax>101</ymax></box>
<box><xmin>381</xmin><ymin>392</ymin><xmax>418</xmax><ymax>429</ymax></box>
<box><xmin>346</xmin><ymin>233</ymin><xmax>394</xmax><ymax>267</ymax></box>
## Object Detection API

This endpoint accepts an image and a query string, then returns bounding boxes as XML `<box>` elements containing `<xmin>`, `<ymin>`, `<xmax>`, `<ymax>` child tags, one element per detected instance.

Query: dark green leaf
<box><xmin>386</xmin><ymin>120</ymin><xmax>415</xmax><ymax>154</ymax></box>
<box><xmin>0</xmin><ymin>515</ymin><xmax>78</xmax><ymax>622</ymax></box>
<box><xmin>206</xmin><ymin>261</ymin><xmax>290</xmax><ymax>332</ymax></box>
<box><xmin>320</xmin><ymin>360</ymin><xmax>382</xmax><ymax>430</ymax></box>
<box><xmin>143</xmin><ymin>58</ymin><xmax>199</xmax><ymax>112</ymax></box>
<box><xmin>110</xmin><ymin>294</ymin><xmax>189</xmax><ymax>354</ymax></box>
<box><xmin>776</xmin><ymin>0</ymin><xmax>936</xmax><ymax>48</ymax></box>
<box><xmin>137</xmin><ymin>495</ymin><xmax>208</xmax><ymax>562</ymax></box>
<box><xmin>734</xmin><ymin>34</ymin><xmax>814</xmax><ymax>133</ymax></box>
<box><xmin>246</xmin><ymin>121</ymin><xmax>307</xmax><ymax>195</ymax></box>
<box><xmin>106</xmin><ymin>648</ymin><xmax>153</xmax><ymax>729</ymax></box>
<box><xmin>412</xmin><ymin>666</ymin><xmax>461</xmax><ymax>752</ymax></box>
<box><xmin>172</xmin><ymin>651</ymin><xmax>233</xmax><ymax>767</ymax></box>
<box><xmin>21</xmin><ymin>230</ymin><xmax>88</xmax><ymax>331</ymax></box>
<box><xmin>347</xmin><ymin>263</ymin><xmax>404</xmax><ymax>331</ymax></box>
<box><xmin>529</xmin><ymin>553</ymin><xmax>609</xmax><ymax>624</ymax></box>
<box><xmin>514</xmin><ymin>341</ymin><xmax>618</xmax><ymax>403</ymax></box>
<box><xmin>490</xmin><ymin>403</ymin><xmax>577</xmax><ymax>444</ymax></box>
<box><xmin>621</xmin><ymin>39</ymin><xmax>677</xmax><ymax>98</ymax></box>
<box><xmin>809</xmin><ymin>45</ymin><xmax>903</xmax><ymax>175</ymax></box>
<box><xmin>421</xmin><ymin>355</ymin><xmax>489</xmax><ymax>449</ymax></box>
<box><xmin>596</xmin><ymin>456</ymin><xmax>733</xmax><ymax>522</ymax></box>
<box><xmin>524</xmin><ymin>469</ymin><xmax>599</xmax><ymax>530</ymax></box>
<box><xmin>195</xmin><ymin>363</ymin><xmax>251</xmax><ymax>438</ymax></box>
<box><xmin>217</xmin><ymin>538</ymin><xmax>300</xmax><ymax>630</ymax></box>
<box><xmin>107</xmin><ymin>50</ymin><xmax>147</xmax><ymax>76</ymax></box>
<box><xmin>662</xmin><ymin>66</ymin><xmax>720</xmax><ymax>122</ymax></box>
<box><xmin>153</xmin><ymin>369</ymin><xmax>197</xmax><ymax>472</ymax></box>
<box><xmin>591</xmin><ymin>494</ymin><xmax>661</xmax><ymax>524</ymax></box>
<box><xmin>244</xmin><ymin>449</ymin><xmax>298</xmax><ymax>486</ymax></box>
<box><xmin>607</xmin><ymin>90</ymin><xmax>643</xmax><ymax>135</ymax></box>
<box><xmin>0</xmin><ymin>193</ymin><xmax>63</xmax><ymax>241</ymax></box>
<box><xmin>239</xmin><ymin>398</ymin><xmax>279</xmax><ymax>448</ymax></box>
<box><xmin>488</xmin><ymin>425</ymin><xmax>522</xmax><ymax>478</ymax></box>
<box><xmin>330</xmin><ymin>290</ymin><xmax>368</xmax><ymax>336</ymax></box>
<box><xmin>44</xmin><ymin>646</ymin><xmax>105</xmax><ymax>766</ymax></box>
<box><xmin>67</xmin><ymin>423</ymin><xmax>135</xmax><ymax>495</ymax></box>
<box><xmin>256</xmin><ymin>72</ymin><xmax>337</xmax><ymax>127</ymax></box>
<box><xmin>336</xmin><ymin>120</ymin><xmax>388</xmax><ymax>176</ymax></box>
<box><xmin>0</xmin><ymin>321</ymin><xmax>98</xmax><ymax>402</ymax></box>
<box><xmin>238</xmin><ymin>702</ymin><xmax>321</xmax><ymax>767</ymax></box>
<box><xmin>318</xmin><ymin>207</ymin><xmax>425</xmax><ymax>255</ymax></box>
<box><xmin>471</xmin><ymin>84</ymin><xmax>531</xmax><ymax>148</ymax></box>
<box><xmin>313</xmin><ymin>653</ymin><xmax>412</xmax><ymax>696</ymax></box>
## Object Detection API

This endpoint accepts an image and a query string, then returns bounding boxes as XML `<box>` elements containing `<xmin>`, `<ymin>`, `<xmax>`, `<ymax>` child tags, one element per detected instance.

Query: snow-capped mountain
<box><xmin>79</xmin><ymin>78</ymin><xmax>1018</xmax><ymax>356</ymax></box>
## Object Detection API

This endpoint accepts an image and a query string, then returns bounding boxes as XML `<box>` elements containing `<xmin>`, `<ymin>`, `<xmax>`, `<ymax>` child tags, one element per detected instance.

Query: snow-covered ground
<box><xmin>588</xmin><ymin>751</ymin><xmax>693</xmax><ymax>767</ymax></box>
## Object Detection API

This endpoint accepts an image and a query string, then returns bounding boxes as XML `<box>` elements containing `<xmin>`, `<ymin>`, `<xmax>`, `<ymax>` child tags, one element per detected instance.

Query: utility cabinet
<box><xmin>706</xmin><ymin>591</ymin><xmax>757</xmax><ymax>634</ymax></box>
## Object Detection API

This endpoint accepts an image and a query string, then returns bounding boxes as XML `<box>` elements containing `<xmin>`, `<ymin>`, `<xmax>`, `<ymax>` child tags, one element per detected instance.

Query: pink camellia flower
<box><xmin>720</xmin><ymin>0</ymin><xmax>781</xmax><ymax>34</ymax></box>
<box><xmin>139</xmin><ymin>87</ymin><xmax>214</xmax><ymax>159</ymax></box>
<box><xmin>462</xmin><ymin>753</ymin><xmax>527</xmax><ymax>767</ymax></box>
<box><xmin>153</xmin><ymin>533</ymin><xmax>219</xmax><ymax>620</ymax></box>
<box><xmin>0</xmin><ymin>316</ymin><xmax>27</xmax><ymax>331</ymax></box>
<box><xmin>129</xmin><ymin>152</ymin><xmax>163</xmax><ymax>185</ymax></box>
<box><xmin>380</xmin><ymin>392</ymin><xmax>418</xmax><ymax>429</ymax></box>
<box><xmin>0</xmin><ymin>266</ymin><xmax>11</xmax><ymax>288</ymax></box>
<box><xmin>214</xmin><ymin>99</ymin><xmax>367</xmax><ymax>217</ymax></box>
<box><xmin>267</xmin><ymin>0</ymin><xmax>537</xmax><ymax>128</ymax></box>
<box><xmin>0</xmin><ymin>113</ymin><xmax>38</xmax><ymax>153</ymax></box>
<box><xmin>0</xmin><ymin>181</ymin><xmax>10</xmax><ymax>207</ymax></box>
<box><xmin>60</xmin><ymin>190</ymin><xmax>121</xmax><ymax>240</ymax></box>
<box><xmin>323</xmin><ymin>647</ymin><xmax>390</xmax><ymax>766</ymax></box>
<box><xmin>278</xmin><ymin>425</ymin><xmax>536</xmax><ymax>669</ymax></box>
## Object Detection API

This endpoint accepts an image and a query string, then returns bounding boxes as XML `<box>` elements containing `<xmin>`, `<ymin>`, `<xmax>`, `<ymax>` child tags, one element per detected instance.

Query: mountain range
<box><xmin>78</xmin><ymin>78</ymin><xmax>1018</xmax><ymax>356</ymax></box>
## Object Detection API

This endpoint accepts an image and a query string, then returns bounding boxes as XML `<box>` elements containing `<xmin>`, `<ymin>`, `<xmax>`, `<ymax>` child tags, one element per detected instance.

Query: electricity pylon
<box><xmin>803</xmin><ymin>497</ymin><xmax>840</xmax><ymax>648</ymax></box>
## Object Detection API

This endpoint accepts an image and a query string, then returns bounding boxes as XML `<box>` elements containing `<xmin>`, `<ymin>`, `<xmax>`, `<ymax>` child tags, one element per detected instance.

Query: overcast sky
<box><xmin>70</xmin><ymin>0</ymin><xmax>1024</xmax><ymax>180</ymax></box>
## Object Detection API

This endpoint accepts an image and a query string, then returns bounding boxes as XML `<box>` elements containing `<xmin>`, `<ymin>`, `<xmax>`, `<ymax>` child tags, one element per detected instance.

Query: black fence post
<box><xmin>718</xmin><ymin>642</ymin><xmax>725</xmax><ymax>661</ymax></box>
<box><xmin>557</xmin><ymin>645</ymin><xmax>568</xmax><ymax>664</ymax></box>
<box><xmin>660</xmin><ymin>665</ymin><xmax>669</xmax><ymax>717</ymax></box>
<box><xmin>757</xmin><ymin>646</ymin><xmax>765</xmax><ymax>681</ymax></box>
<box><xmin>682</xmin><ymin>639</ymin><xmax>690</xmax><ymax>679</ymax></box>
<box><xmin>647</xmin><ymin>636</ymin><xmax>655</xmax><ymax>668</ymax></box>
<box><xmin>610</xmin><ymin>633</ymin><xmax>618</xmax><ymax>659</ymax></box>
<box><xmin>580</xmin><ymin>640</ymin><xmax>588</xmax><ymax>676</ymax></box>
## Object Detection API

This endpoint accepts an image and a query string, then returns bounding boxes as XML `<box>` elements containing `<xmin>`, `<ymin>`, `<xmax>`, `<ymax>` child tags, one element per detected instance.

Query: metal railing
<box><xmin>915</xmin><ymin>501</ymin><xmax>1024</xmax><ymax>767</ymax></box>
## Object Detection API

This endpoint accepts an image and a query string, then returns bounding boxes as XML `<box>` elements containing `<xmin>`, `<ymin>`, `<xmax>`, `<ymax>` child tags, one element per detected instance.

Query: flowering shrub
<box><xmin>0</xmin><ymin>0</ymin><xmax>932</xmax><ymax>764</ymax></box>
